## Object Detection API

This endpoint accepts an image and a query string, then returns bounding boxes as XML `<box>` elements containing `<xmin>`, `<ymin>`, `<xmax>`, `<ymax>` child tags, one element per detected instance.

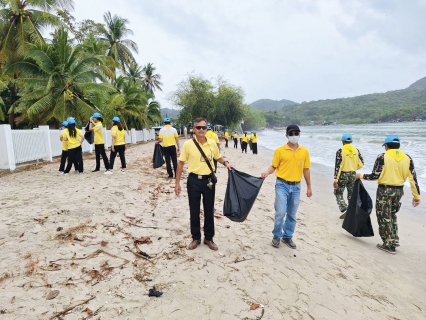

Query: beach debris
<box><xmin>250</xmin><ymin>303</ymin><xmax>260</xmax><ymax>310</ymax></box>
<box><xmin>49</xmin><ymin>249</ymin><xmax>130</xmax><ymax>266</ymax></box>
<box><xmin>124</xmin><ymin>246</ymin><xmax>153</xmax><ymax>264</ymax></box>
<box><xmin>93</xmin><ymin>306</ymin><xmax>103</xmax><ymax>316</ymax></box>
<box><xmin>138</xmin><ymin>251</ymin><xmax>150</xmax><ymax>258</ymax></box>
<box><xmin>125</xmin><ymin>215</ymin><xmax>136</xmax><ymax>220</ymax></box>
<box><xmin>158</xmin><ymin>237</ymin><xmax>162</xmax><ymax>240</ymax></box>
<box><xmin>56</xmin><ymin>227</ymin><xmax>63</xmax><ymax>232</ymax></box>
<box><xmin>101</xmin><ymin>240</ymin><xmax>108</xmax><ymax>247</ymax></box>
<box><xmin>19</xmin><ymin>233</ymin><xmax>24</xmax><ymax>238</ymax></box>
<box><xmin>1</xmin><ymin>202</ymin><xmax>5</xmax><ymax>205</ymax></box>
<box><xmin>82</xmin><ymin>307</ymin><xmax>93</xmax><ymax>317</ymax></box>
<box><xmin>226</xmin><ymin>225</ymin><xmax>231</xmax><ymax>228</ymax></box>
<box><xmin>33</xmin><ymin>218</ymin><xmax>45</xmax><ymax>225</ymax></box>
<box><xmin>44</xmin><ymin>213</ymin><xmax>48</xmax><ymax>219</ymax></box>
<box><xmin>46</xmin><ymin>290</ymin><xmax>59</xmax><ymax>300</ymax></box>
<box><xmin>49</xmin><ymin>296</ymin><xmax>95</xmax><ymax>319</ymax></box>
<box><xmin>121</xmin><ymin>219</ymin><xmax>158</xmax><ymax>229</ymax></box>
<box><xmin>134</xmin><ymin>236</ymin><xmax>152</xmax><ymax>244</ymax></box>
<box><xmin>234</xmin><ymin>257</ymin><xmax>255</xmax><ymax>263</ymax></box>
<box><xmin>148</xmin><ymin>286</ymin><xmax>163</xmax><ymax>297</ymax></box>
<box><xmin>214</xmin><ymin>215</ymin><xmax>223</xmax><ymax>219</ymax></box>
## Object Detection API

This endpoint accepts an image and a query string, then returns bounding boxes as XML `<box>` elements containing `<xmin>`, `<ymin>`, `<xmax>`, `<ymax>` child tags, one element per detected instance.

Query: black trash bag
<box><xmin>342</xmin><ymin>180</ymin><xmax>374</xmax><ymax>237</ymax></box>
<box><xmin>223</xmin><ymin>168</ymin><xmax>264</xmax><ymax>222</ymax></box>
<box><xmin>153</xmin><ymin>144</ymin><xmax>165</xmax><ymax>169</ymax></box>
<box><xmin>84</xmin><ymin>122</ymin><xmax>94</xmax><ymax>145</ymax></box>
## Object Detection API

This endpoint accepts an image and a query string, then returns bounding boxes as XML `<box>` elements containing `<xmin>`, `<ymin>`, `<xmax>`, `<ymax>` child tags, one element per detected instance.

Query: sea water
<box><xmin>260</xmin><ymin>122</ymin><xmax>426</xmax><ymax>191</ymax></box>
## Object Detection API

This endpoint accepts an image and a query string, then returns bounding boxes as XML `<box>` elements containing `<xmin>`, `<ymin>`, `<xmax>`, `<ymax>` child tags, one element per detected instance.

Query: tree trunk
<box><xmin>8</xmin><ymin>73</ymin><xmax>18</xmax><ymax>128</ymax></box>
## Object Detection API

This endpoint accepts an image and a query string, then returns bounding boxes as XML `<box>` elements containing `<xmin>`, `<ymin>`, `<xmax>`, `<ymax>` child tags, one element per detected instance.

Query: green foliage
<box><xmin>262</xmin><ymin>110</ymin><xmax>286</xmax><ymax>127</ymax></box>
<box><xmin>241</xmin><ymin>104</ymin><xmax>266</xmax><ymax>130</ymax></box>
<box><xmin>250</xmin><ymin>98</ymin><xmax>295</xmax><ymax>111</ymax></box>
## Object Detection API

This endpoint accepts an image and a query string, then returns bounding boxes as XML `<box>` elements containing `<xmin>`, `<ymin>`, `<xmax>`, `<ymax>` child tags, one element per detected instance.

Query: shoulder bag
<box><xmin>192</xmin><ymin>138</ymin><xmax>217</xmax><ymax>184</ymax></box>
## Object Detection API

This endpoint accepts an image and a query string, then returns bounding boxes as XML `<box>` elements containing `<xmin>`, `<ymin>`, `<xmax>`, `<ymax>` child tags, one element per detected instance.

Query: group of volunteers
<box><xmin>223</xmin><ymin>129</ymin><xmax>258</xmax><ymax>154</ymax></box>
<box><xmin>58</xmin><ymin>112</ymin><xmax>127</xmax><ymax>175</ymax></box>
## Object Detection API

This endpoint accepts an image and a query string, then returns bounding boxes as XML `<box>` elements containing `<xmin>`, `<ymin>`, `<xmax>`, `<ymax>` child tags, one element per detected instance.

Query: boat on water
<box><xmin>273</xmin><ymin>126</ymin><xmax>286</xmax><ymax>131</ymax></box>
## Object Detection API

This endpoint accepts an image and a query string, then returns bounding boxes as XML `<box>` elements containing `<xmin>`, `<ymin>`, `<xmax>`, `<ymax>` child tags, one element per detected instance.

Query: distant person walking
<box><xmin>206</xmin><ymin>125</ymin><xmax>220</xmax><ymax>171</ymax></box>
<box><xmin>63</xmin><ymin>118</ymin><xmax>84</xmax><ymax>174</ymax></box>
<box><xmin>58</xmin><ymin>121</ymin><xmax>77</xmax><ymax>174</ymax></box>
<box><xmin>233</xmin><ymin>130</ymin><xmax>239</xmax><ymax>149</ymax></box>
<box><xmin>175</xmin><ymin>117</ymin><xmax>232</xmax><ymax>251</ymax></box>
<box><xmin>224</xmin><ymin>129</ymin><xmax>229</xmax><ymax>148</ymax></box>
<box><xmin>334</xmin><ymin>134</ymin><xmax>364</xmax><ymax>219</ymax></box>
<box><xmin>261</xmin><ymin>125</ymin><xmax>312</xmax><ymax>249</ymax></box>
<box><xmin>89</xmin><ymin>112</ymin><xmax>111</xmax><ymax>174</ymax></box>
<box><xmin>109</xmin><ymin>116</ymin><xmax>127</xmax><ymax>173</ymax></box>
<box><xmin>190</xmin><ymin>128</ymin><xmax>194</xmax><ymax>138</ymax></box>
<box><xmin>356</xmin><ymin>135</ymin><xmax>420</xmax><ymax>254</ymax></box>
<box><xmin>241</xmin><ymin>131</ymin><xmax>249</xmax><ymax>153</ymax></box>
<box><xmin>251</xmin><ymin>131</ymin><xmax>258</xmax><ymax>154</ymax></box>
<box><xmin>156</xmin><ymin>117</ymin><xmax>180</xmax><ymax>178</ymax></box>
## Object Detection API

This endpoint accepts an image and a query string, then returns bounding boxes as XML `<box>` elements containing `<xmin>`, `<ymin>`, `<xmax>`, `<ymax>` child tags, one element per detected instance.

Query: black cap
<box><xmin>286</xmin><ymin>124</ymin><xmax>300</xmax><ymax>134</ymax></box>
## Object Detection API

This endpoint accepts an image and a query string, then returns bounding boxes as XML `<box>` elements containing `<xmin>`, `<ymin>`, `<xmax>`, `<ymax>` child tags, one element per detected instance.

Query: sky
<box><xmin>71</xmin><ymin>0</ymin><xmax>426</xmax><ymax>109</ymax></box>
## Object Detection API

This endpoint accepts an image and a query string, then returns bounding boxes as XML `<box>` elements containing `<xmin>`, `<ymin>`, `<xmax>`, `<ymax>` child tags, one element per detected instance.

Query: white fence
<box><xmin>0</xmin><ymin>125</ymin><xmax>155</xmax><ymax>170</ymax></box>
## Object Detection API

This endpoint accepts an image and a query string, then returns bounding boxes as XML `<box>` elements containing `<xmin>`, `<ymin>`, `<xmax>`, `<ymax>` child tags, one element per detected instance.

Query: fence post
<box><xmin>0</xmin><ymin>124</ymin><xmax>16</xmax><ymax>170</ymax></box>
<box><xmin>131</xmin><ymin>128</ymin><xmax>136</xmax><ymax>144</ymax></box>
<box><xmin>39</xmin><ymin>125</ymin><xmax>53</xmax><ymax>162</ymax></box>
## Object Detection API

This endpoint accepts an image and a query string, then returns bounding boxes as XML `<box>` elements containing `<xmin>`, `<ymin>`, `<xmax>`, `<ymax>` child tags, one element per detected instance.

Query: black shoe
<box><xmin>92</xmin><ymin>169</ymin><xmax>100</xmax><ymax>172</ymax></box>
<box><xmin>282</xmin><ymin>238</ymin><xmax>296</xmax><ymax>249</ymax></box>
<box><xmin>376</xmin><ymin>243</ymin><xmax>396</xmax><ymax>254</ymax></box>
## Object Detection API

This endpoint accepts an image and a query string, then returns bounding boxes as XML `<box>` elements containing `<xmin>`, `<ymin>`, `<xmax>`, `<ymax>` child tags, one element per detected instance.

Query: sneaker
<box><xmin>376</xmin><ymin>243</ymin><xmax>396</xmax><ymax>254</ymax></box>
<box><xmin>282</xmin><ymin>238</ymin><xmax>296</xmax><ymax>249</ymax></box>
<box><xmin>271</xmin><ymin>236</ymin><xmax>280</xmax><ymax>248</ymax></box>
<box><xmin>339</xmin><ymin>212</ymin><xmax>346</xmax><ymax>219</ymax></box>
<box><xmin>104</xmin><ymin>170</ymin><xmax>113</xmax><ymax>175</ymax></box>
<box><xmin>92</xmin><ymin>169</ymin><xmax>100</xmax><ymax>173</ymax></box>
<box><xmin>63</xmin><ymin>173</ymin><xmax>68</xmax><ymax>176</ymax></box>
<box><xmin>57</xmin><ymin>171</ymin><xmax>64</xmax><ymax>175</ymax></box>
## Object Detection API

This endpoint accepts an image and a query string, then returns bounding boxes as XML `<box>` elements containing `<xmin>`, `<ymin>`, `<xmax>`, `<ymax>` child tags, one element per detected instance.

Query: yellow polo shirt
<box><xmin>241</xmin><ymin>134</ymin><xmax>249</xmax><ymax>143</ymax></box>
<box><xmin>59</xmin><ymin>130</ymin><xmax>68</xmax><ymax>151</ymax></box>
<box><xmin>272</xmin><ymin>144</ymin><xmax>311</xmax><ymax>182</ymax></box>
<box><xmin>233</xmin><ymin>133</ymin><xmax>239</xmax><ymax>139</ymax></box>
<box><xmin>64</xmin><ymin>128</ymin><xmax>83</xmax><ymax>149</ymax></box>
<box><xmin>111</xmin><ymin>125</ymin><xmax>125</xmax><ymax>146</ymax></box>
<box><xmin>251</xmin><ymin>134</ymin><xmax>258</xmax><ymax>143</ymax></box>
<box><xmin>159</xmin><ymin>124</ymin><xmax>178</xmax><ymax>147</ymax></box>
<box><xmin>224</xmin><ymin>132</ymin><xmax>229</xmax><ymax>140</ymax></box>
<box><xmin>93</xmin><ymin>121</ymin><xmax>104</xmax><ymax>145</ymax></box>
<box><xmin>206</xmin><ymin>130</ymin><xmax>219</xmax><ymax>143</ymax></box>
<box><xmin>179</xmin><ymin>137</ymin><xmax>221</xmax><ymax>175</ymax></box>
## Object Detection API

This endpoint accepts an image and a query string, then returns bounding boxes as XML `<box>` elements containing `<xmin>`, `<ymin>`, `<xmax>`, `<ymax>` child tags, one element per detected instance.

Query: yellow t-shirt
<box><xmin>59</xmin><ymin>130</ymin><xmax>68</xmax><ymax>151</ymax></box>
<box><xmin>64</xmin><ymin>128</ymin><xmax>83</xmax><ymax>149</ymax></box>
<box><xmin>241</xmin><ymin>134</ymin><xmax>249</xmax><ymax>143</ymax></box>
<box><xmin>158</xmin><ymin>124</ymin><xmax>178</xmax><ymax>147</ymax></box>
<box><xmin>233</xmin><ymin>133</ymin><xmax>239</xmax><ymax>139</ymax></box>
<box><xmin>206</xmin><ymin>130</ymin><xmax>219</xmax><ymax>143</ymax></box>
<box><xmin>251</xmin><ymin>134</ymin><xmax>258</xmax><ymax>143</ymax></box>
<box><xmin>93</xmin><ymin>121</ymin><xmax>104</xmax><ymax>145</ymax></box>
<box><xmin>224</xmin><ymin>132</ymin><xmax>229</xmax><ymax>140</ymax></box>
<box><xmin>179</xmin><ymin>137</ymin><xmax>221</xmax><ymax>175</ymax></box>
<box><xmin>272</xmin><ymin>144</ymin><xmax>311</xmax><ymax>182</ymax></box>
<box><xmin>111</xmin><ymin>125</ymin><xmax>125</xmax><ymax>146</ymax></box>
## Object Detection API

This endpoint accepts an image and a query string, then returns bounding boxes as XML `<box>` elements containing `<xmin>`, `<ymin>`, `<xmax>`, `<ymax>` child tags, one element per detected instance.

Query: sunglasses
<box><xmin>195</xmin><ymin>126</ymin><xmax>207</xmax><ymax>130</ymax></box>
<box><xmin>288</xmin><ymin>131</ymin><xmax>300</xmax><ymax>136</ymax></box>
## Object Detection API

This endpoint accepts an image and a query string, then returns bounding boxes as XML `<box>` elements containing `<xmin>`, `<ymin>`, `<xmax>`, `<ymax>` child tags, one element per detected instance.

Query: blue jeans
<box><xmin>272</xmin><ymin>180</ymin><xmax>301</xmax><ymax>239</ymax></box>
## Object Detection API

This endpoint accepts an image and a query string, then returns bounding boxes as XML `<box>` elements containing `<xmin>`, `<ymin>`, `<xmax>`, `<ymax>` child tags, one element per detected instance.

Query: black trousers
<box><xmin>94</xmin><ymin>144</ymin><xmax>109</xmax><ymax>170</ymax></box>
<box><xmin>110</xmin><ymin>145</ymin><xmax>126</xmax><ymax>169</ymax></box>
<box><xmin>187</xmin><ymin>174</ymin><xmax>215</xmax><ymax>241</ymax></box>
<box><xmin>59</xmin><ymin>150</ymin><xmax>78</xmax><ymax>172</ymax></box>
<box><xmin>241</xmin><ymin>141</ymin><xmax>248</xmax><ymax>153</ymax></box>
<box><xmin>234</xmin><ymin>138</ymin><xmax>238</xmax><ymax>148</ymax></box>
<box><xmin>65</xmin><ymin>146</ymin><xmax>83</xmax><ymax>173</ymax></box>
<box><xmin>252</xmin><ymin>143</ymin><xmax>258</xmax><ymax>154</ymax></box>
<box><xmin>162</xmin><ymin>145</ymin><xmax>177</xmax><ymax>177</ymax></box>
<box><xmin>225</xmin><ymin>139</ymin><xmax>228</xmax><ymax>148</ymax></box>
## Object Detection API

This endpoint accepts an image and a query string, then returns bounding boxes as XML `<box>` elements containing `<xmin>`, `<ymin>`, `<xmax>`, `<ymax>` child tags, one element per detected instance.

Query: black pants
<box><xmin>187</xmin><ymin>174</ymin><xmax>215</xmax><ymax>241</ymax></box>
<box><xmin>110</xmin><ymin>145</ymin><xmax>126</xmax><ymax>169</ymax></box>
<box><xmin>162</xmin><ymin>145</ymin><xmax>177</xmax><ymax>177</ymax></box>
<box><xmin>252</xmin><ymin>143</ymin><xmax>258</xmax><ymax>154</ymax></box>
<box><xmin>242</xmin><ymin>141</ymin><xmax>248</xmax><ymax>153</ymax></box>
<box><xmin>225</xmin><ymin>139</ymin><xmax>228</xmax><ymax>148</ymax></box>
<box><xmin>95</xmin><ymin>144</ymin><xmax>109</xmax><ymax>170</ymax></box>
<box><xmin>59</xmin><ymin>150</ymin><xmax>77</xmax><ymax>172</ymax></box>
<box><xmin>65</xmin><ymin>146</ymin><xmax>83</xmax><ymax>173</ymax></box>
<box><xmin>234</xmin><ymin>138</ymin><xmax>238</xmax><ymax>148</ymax></box>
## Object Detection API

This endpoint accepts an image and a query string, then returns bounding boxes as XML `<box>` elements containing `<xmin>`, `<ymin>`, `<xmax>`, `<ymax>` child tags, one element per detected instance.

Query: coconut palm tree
<box><xmin>4</xmin><ymin>28</ymin><xmax>114</xmax><ymax>125</ymax></box>
<box><xmin>125</xmin><ymin>62</ymin><xmax>143</xmax><ymax>85</ymax></box>
<box><xmin>142</xmin><ymin>62</ymin><xmax>163</xmax><ymax>95</ymax></box>
<box><xmin>97</xmin><ymin>11</ymin><xmax>138</xmax><ymax>72</ymax></box>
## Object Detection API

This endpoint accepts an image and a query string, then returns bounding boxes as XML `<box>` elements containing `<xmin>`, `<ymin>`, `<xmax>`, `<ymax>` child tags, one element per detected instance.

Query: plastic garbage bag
<box><xmin>84</xmin><ymin>122</ymin><xmax>94</xmax><ymax>144</ymax></box>
<box><xmin>223</xmin><ymin>168</ymin><xmax>264</xmax><ymax>222</ymax></box>
<box><xmin>153</xmin><ymin>144</ymin><xmax>165</xmax><ymax>169</ymax></box>
<box><xmin>342</xmin><ymin>180</ymin><xmax>374</xmax><ymax>237</ymax></box>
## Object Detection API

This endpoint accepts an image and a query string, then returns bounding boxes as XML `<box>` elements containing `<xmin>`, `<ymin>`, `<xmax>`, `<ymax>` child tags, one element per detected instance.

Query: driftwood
<box><xmin>121</xmin><ymin>219</ymin><xmax>158</xmax><ymax>229</ymax></box>
<box><xmin>124</xmin><ymin>246</ymin><xmax>154</xmax><ymax>264</ymax></box>
<box><xmin>49</xmin><ymin>249</ymin><xmax>129</xmax><ymax>265</ymax></box>
<box><xmin>49</xmin><ymin>296</ymin><xmax>95</xmax><ymax>320</ymax></box>
<box><xmin>234</xmin><ymin>257</ymin><xmax>255</xmax><ymax>263</ymax></box>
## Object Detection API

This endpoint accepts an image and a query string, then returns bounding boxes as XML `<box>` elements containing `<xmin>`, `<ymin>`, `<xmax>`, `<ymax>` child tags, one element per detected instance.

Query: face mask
<box><xmin>288</xmin><ymin>136</ymin><xmax>300</xmax><ymax>144</ymax></box>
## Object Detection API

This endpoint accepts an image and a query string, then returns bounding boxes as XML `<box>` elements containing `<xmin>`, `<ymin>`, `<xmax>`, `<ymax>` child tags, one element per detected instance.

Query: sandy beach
<box><xmin>0</xmin><ymin>138</ymin><xmax>425</xmax><ymax>320</ymax></box>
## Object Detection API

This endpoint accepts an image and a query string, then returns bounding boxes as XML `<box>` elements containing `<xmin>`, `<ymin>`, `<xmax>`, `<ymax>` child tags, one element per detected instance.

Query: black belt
<box><xmin>378</xmin><ymin>184</ymin><xmax>403</xmax><ymax>189</ymax></box>
<box><xmin>189</xmin><ymin>173</ymin><xmax>211</xmax><ymax>180</ymax></box>
<box><xmin>277</xmin><ymin>177</ymin><xmax>300</xmax><ymax>185</ymax></box>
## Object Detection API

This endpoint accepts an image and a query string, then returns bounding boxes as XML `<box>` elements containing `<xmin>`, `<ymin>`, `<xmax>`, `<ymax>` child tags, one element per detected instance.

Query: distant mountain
<box><xmin>250</xmin><ymin>98</ymin><xmax>296</xmax><ymax>112</ymax></box>
<box><xmin>408</xmin><ymin>76</ymin><xmax>426</xmax><ymax>89</ymax></box>
<box><xmin>160</xmin><ymin>108</ymin><xmax>180</xmax><ymax>119</ymax></box>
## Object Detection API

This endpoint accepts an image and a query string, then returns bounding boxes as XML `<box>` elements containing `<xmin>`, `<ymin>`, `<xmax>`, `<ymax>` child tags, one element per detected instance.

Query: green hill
<box><xmin>408</xmin><ymin>76</ymin><xmax>426</xmax><ymax>89</ymax></box>
<box><xmin>250</xmin><ymin>98</ymin><xmax>296</xmax><ymax>111</ymax></box>
<box><xmin>160</xmin><ymin>108</ymin><xmax>180</xmax><ymax>119</ymax></box>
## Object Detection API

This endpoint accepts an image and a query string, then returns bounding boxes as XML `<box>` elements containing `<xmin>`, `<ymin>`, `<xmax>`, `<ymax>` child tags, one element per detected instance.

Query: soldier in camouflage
<box><xmin>334</xmin><ymin>134</ymin><xmax>364</xmax><ymax>218</ymax></box>
<box><xmin>356</xmin><ymin>135</ymin><xmax>420</xmax><ymax>254</ymax></box>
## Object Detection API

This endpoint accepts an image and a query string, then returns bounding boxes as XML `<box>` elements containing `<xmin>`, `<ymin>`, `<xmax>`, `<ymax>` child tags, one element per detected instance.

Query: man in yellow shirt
<box><xmin>334</xmin><ymin>134</ymin><xmax>364</xmax><ymax>219</ymax></box>
<box><xmin>356</xmin><ymin>135</ymin><xmax>420</xmax><ymax>254</ymax></box>
<box><xmin>63</xmin><ymin>118</ymin><xmax>85</xmax><ymax>174</ymax></box>
<box><xmin>251</xmin><ymin>131</ymin><xmax>258</xmax><ymax>154</ymax></box>
<box><xmin>156</xmin><ymin>118</ymin><xmax>180</xmax><ymax>178</ymax></box>
<box><xmin>175</xmin><ymin>117</ymin><xmax>232</xmax><ymax>251</ymax></box>
<box><xmin>224</xmin><ymin>129</ymin><xmax>229</xmax><ymax>148</ymax></box>
<box><xmin>241</xmin><ymin>131</ymin><xmax>249</xmax><ymax>154</ymax></box>
<box><xmin>233</xmin><ymin>130</ymin><xmax>239</xmax><ymax>149</ymax></box>
<box><xmin>89</xmin><ymin>112</ymin><xmax>111</xmax><ymax>174</ymax></box>
<box><xmin>261</xmin><ymin>124</ymin><xmax>312</xmax><ymax>249</ymax></box>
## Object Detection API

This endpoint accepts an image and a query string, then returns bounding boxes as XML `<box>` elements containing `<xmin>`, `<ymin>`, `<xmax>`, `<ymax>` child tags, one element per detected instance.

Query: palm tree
<box><xmin>142</xmin><ymin>62</ymin><xmax>163</xmax><ymax>95</ymax></box>
<box><xmin>0</xmin><ymin>0</ymin><xmax>74</xmax><ymax>127</ymax></box>
<box><xmin>125</xmin><ymin>62</ymin><xmax>143</xmax><ymax>84</ymax></box>
<box><xmin>97</xmin><ymin>11</ymin><xmax>138</xmax><ymax>71</ymax></box>
<box><xmin>4</xmin><ymin>28</ymin><xmax>114</xmax><ymax>125</ymax></box>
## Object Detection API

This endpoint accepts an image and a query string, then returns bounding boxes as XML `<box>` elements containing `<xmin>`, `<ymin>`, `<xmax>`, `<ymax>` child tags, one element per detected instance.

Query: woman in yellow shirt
<box><xmin>109</xmin><ymin>116</ymin><xmax>126</xmax><ymax>173</ymax></box>
<box><xmin>63</xmin><ymin>118</ymin><xmax>84</xmax><ymax>174</ymax></box>
<box><xmin>233</xmin><ymin>130</ymin><xmax>239</xmax><ymax>149</ymax></box>
<box><xmin>251</xmin><ymin>130</ymin><xmax>258</xmax><ymax>154</ymax></box>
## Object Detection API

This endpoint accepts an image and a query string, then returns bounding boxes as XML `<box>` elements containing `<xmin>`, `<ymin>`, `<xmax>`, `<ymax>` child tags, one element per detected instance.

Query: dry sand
<box><xmin>0</xmin><ymin>138</ymin><xmax>425</xmax><ymax>320</ymax></box>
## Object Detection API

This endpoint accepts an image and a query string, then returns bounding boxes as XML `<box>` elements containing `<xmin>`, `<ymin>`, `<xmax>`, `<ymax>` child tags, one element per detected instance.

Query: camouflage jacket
<box><xmin>334</xmin><ymin>148</ymin><xmax>364</xmax><ymax>180</ymax></box>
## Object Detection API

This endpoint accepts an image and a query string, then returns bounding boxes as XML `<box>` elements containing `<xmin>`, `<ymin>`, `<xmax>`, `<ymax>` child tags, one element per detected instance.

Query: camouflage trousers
<box><xmin>334</xmin><ymin>171</ymin><xmax>356</xmax><ymax>212</ymax></box>
<box><xmin>376</xmin><ymin>186</ymin><xmax>403</xmax><ymax>247</ymax></box>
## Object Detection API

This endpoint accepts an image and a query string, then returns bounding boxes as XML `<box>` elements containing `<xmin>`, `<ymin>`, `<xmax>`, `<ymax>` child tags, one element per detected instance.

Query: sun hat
<box><xmin>67</xmin><ymin>118</ymin><xmax>76</xmax><ymax>124</ymax></box>
<box><xmin>92</xmin><ymin>112</ymin><xmax>101</xmax><ymax>118</ymax></box>
<box><xmin>164</xmin><ymin>117</ymin><xmax>170</xmax><ymax>123</ymax></box>
<box><xmin>244</xmin><ymin>131</ymin><xmax>247</xmax><ymax>134</ymax></box>
<box><xmin>252</xmin><ymin>130</ymin><xmax>256</xmax><ymax>134</ymax></box>
<box><xmin>286</xmin><ymin>124</ymin><xmax>300</xmax><ymax>134</ymax></box>
<box><xmin>382</xmin><ymin>135</ymin><xmax>400</xmax><ymax>146</ymax></box>
<box><xmin>342</xmin><ymin>134</ymin><xmax>353</xmax><ymax>142</ymax></box>
<box><xmin>62</xmin><ymin>121</ymin><xmax>68</xmax><ymax>127</ymax></box>
<box><xmin>112</xmin><ymin>116</ymin><xmax>120</xmax><ymax>122</ymax></box>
